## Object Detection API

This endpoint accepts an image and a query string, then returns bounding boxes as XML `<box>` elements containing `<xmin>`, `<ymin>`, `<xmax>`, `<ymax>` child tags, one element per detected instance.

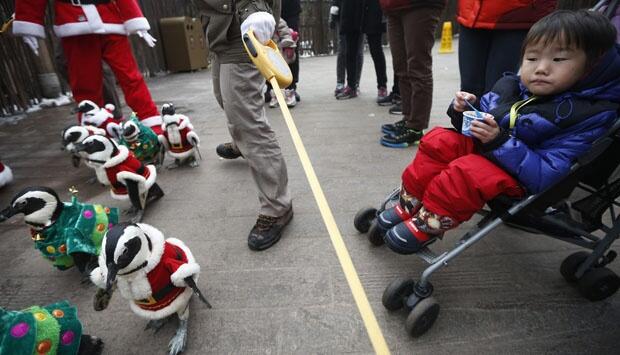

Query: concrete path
<box><xmin>1</xmin><ymin>40</ymin><xmax>619</xmax><ymax>354</ymax></box>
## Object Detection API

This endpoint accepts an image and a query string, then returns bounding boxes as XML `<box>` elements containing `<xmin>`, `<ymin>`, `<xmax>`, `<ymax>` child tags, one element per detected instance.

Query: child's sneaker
<box><xmin>269</xmin><ymin>89</ymin><xmax>279</xmax><ymax>108</ymax></box>
<box><xmin>380</xmin><ymin>127</ymin><xmax>423</xmax><ymax>148</ymax></box>
<box><xmin>389</xmin><ymin>103</ymin><xmax>403</xmax><ymax>115</ymax></box>
<box><xmin>376</xmin><ymin>87</ymin><xmax>388</xmax><ymax>104</ymax></box>
<box><xmin>384</xmin><ymin>218</ymin><xmax>440</xmax><ymax>254</ymax></box>
<box><xmin>285</xmin><ymin>89</ymin><xmax>297</xmax><ymax>107</ymax></box>
<box><xmin>377</xmin><ymin>204</ymin><xmax>412</xmax><ymax>233</ymax></box>
<box><xmin>377</xmin><ymin>91</ymin><xmax>394</xmax><ymax>106</ymax></box>
<box><xmin>381</xmin><ymin>119</ymin><xmax>406</xmax><ymax>136</ymax></box>
<box><xmin>336</xmin><ymin>86</ymin><xmax>358</xmax><ymax>100</ymax></box>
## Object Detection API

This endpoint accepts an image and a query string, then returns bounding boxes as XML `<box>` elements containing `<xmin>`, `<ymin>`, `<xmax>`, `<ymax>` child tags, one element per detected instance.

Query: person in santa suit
<box><xmin>12</xmin><ymin>0</ymin><xmax>163</xmax><ymax>135</ymax></box>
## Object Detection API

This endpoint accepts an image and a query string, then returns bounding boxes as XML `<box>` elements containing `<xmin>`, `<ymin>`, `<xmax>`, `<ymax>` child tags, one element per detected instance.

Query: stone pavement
<box><xmin>1</xmin><ymin>40</ymin><xmax>619</xmax><ymax>354</ymax></box>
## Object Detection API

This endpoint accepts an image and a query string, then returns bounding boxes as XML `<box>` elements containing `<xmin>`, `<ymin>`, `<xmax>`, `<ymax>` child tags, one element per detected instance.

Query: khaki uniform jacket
<box><xmin>196</xmin><ymin>0</ymin><xmax>281</xmax><ymax>63</ymax></box>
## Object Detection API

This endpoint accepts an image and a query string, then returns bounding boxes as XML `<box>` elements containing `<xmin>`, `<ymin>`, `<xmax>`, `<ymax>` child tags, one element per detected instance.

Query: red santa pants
<box><xmin>402</xmin><ymin>127</ymin><xmax>524</xmax><ymax>223</ymax></box>
<box><xmin>62</xmin><ymin>34</ymin><xmax>160</xmax><ymax>129</ymax></box>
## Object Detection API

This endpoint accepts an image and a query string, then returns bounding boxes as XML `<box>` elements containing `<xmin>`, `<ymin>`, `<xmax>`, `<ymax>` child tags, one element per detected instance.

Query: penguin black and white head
<box><xmin>78</xmin><ymin>100</ymin><xmax>112</xmax><ymax>127</ymax></box>
<box><xmin>101</xmin><ymin>223</ymin><xmax>153</xmax><ymax>291</ymax></box>
<box><xmin>122</xmin><ymin>120</ymin><xmax>140</xmax><ymax>142</ymax></box>
<box><xmin>0</xmin><ymin>186</ymin><xmax>63</xmax><ymax>229</ymax></box>
<box><xmin>62</xmin><ymin>125</ymin><xmax>90</xmax><ymax>152</ymax></box>
<box><xmin>161</xmin><ymin>103</ymin><xmax>181</xmax><ymax>127</ymax></box>
<box><xmin>73</xmin><ymin>135</ymin><xmax>119</xmax><ymax>165</ymax></box>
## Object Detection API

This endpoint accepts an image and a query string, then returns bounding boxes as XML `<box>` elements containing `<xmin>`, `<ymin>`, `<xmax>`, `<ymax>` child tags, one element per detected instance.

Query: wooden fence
<box><xmin>0</xmin><ymin>0</ymin><xmax>601</xmax><ymax>117</ymax></box>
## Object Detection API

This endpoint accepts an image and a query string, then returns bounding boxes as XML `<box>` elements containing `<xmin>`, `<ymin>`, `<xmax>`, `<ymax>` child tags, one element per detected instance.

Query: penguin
<box><xmin>119</xmin><ymin>114</ymin><xmax>164</xmax><ymax>167</ymax></box>
<box><xmin>73</xmin><ymin>135</ymin><xmax>164</xmax><ymax>223</ymax></box>
<box><xmin>76</xmin><ymin>100</ymin><xmax>122</xmax><ymax>139</ymax></box>
<box><xmin>90</xmin><ymin>223</ymin><xmax>211</xmax><ymax>355</ymax></box>
<box><xmin>61</xmin><ymin>125</ymin><xmax>109</xmax><ymax>184</ymax></box>
<box><xmin>0</xmin><ymin>161</ymin><xmax>13</xmax><ymax>189</ymax></box>
<box><xmin>0</xmin><ymin>301</ymin><xmax>104</xmax><ymax>355</ymax></box>
<box><xmin>0</xmin><ymin>186</ymin><xmax>119</xmax><ymax>276</ymax></box>
<box><xmin>159</xmin><ymin>103</ymin><xmax>200</xmax><ymax>169</ymax></box>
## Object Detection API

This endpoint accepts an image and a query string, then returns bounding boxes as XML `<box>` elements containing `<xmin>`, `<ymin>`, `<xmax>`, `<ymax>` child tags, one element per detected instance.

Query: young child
<box><xmin>377</xmin><ymin>10</ymin><xmax>620</xmax><ymax>254</ymax></box>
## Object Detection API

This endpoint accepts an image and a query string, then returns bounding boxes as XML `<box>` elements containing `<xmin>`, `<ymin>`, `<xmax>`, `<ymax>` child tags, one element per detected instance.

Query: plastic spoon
<box><xmin>465</xmin><ymin>99</ymin><xmax>483</xmax><ymax>118</ymax></box>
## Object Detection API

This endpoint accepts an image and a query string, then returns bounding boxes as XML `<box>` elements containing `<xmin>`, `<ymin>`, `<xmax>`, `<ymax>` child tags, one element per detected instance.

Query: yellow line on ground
<box><xmin>270</xmin><ymin>78</ymin><xmax>390</xmax><ymax>355</ymax></box>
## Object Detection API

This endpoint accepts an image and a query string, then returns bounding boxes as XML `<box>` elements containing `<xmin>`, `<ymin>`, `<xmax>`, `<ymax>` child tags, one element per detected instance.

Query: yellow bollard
<box><xmin>438</xmin><ymin>21</ymin><xmax>454</xmax><ymax>54</ymax></box>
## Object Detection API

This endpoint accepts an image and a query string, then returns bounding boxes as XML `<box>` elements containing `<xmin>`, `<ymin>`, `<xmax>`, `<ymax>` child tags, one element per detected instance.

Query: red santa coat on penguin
<box><xmin>100</xmin><ymin>145</ymin><xmax>157</xmax><ymax>201</ymax></box>
<box><xmin>90</xmin><ymin>223</ymin><xmax>201</xmax><ymax>320</ymax></box>
<box><xmin>160</xmin><ymin>103</ymin><xmax>200</xmax><ymax>162</ymax></box>
<box><xmin>13</xmin><ymin>0</ymin><xmax>163</xmax><ymax>135</ymax></box>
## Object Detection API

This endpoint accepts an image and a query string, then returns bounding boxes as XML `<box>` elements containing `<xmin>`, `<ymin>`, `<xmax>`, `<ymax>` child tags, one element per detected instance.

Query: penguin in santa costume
<box><xmin>0</xmin><ymin>186</ymin><xmax>119</xmax><ymax>275</ymax></box>
<box><xmin>61</xmin><ymin>125</ymin><xmax>109</xmax><ymax>185</ymax></box>
<box><xmin>159</xmin><ymin>103</ymin><xmax>200</xmax><ymax>169</ymax></box>
<box><xmin>73</xmin><ymin>135</ymin><xmax>164</xmax><ymax>222</ymax></box>
<box><xmin>0</xmin><ymin>161</ymin><xmax>13</xmax><ymax>189</ymax></box>
<box><xmin>119</xmin><ymin>113</ymin><xmax>164</xmax><ymax>166</ymax></box>
<box><xmin>90</xmin><ymin>223</ymin><xmax>211</xmax><ymax>355</ymax></box>
<box><xmin>12</xmin><ymin>0</ymin><xmax>163</xmax><ymax>135</ymax></box>
<box><xmin>76</xmin><ymin>100</ymin><xmax>122</xmax><ymax>139</ymax></box>
<box><xmin>0</xmin><ymin>300</ymin><xmax>104</xmax><ymax>355</ymax></box>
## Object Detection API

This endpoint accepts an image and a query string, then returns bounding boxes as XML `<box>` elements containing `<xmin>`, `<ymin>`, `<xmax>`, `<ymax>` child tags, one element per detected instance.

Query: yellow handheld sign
<box><xmin>242</xmin><ymin>29</ymin><xmax>293</xmax><ymax>88</ymax></box>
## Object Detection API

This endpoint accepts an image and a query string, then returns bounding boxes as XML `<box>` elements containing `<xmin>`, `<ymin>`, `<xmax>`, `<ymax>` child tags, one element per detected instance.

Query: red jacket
<box><xmin>102</xmin><ymin>146</ymin><xmax>153</xmax><ymax>197</ymax></box>
<box><xmin>134</xmin><ymin>242</ymin><xmax>188</xmax><ymax>313</ymax></box>
<box><xmin>456</xmin><ymin>0</ymin><xmax>556</xmax><ymax>30</ymax></box>
<box><xmin>13</xmin><ymin>0</ymin><xmax>150</xmax><ymax>38</ymax></box>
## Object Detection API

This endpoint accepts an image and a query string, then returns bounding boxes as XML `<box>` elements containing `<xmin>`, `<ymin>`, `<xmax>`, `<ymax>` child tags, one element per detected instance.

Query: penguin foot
<box><xmin>168</xmin><ymin>319</ymin><xmax>188</xmax><ymax>355</ymax></box>
<box><xmin>78</xmin><ymin>335</ymin><xmax>104</xmax><ymax>355</ymax></box>
<box><xmin>86</xmin><ymin>176</ymin><xmax>99</xmax><ymax>185</ymax></box>
<box><xmin>144</xmin><ymin>316</ymin><xmax>171</xmax><ymax>334</ymax></box>
<box><xmin>130</xmin><ymin>209</ymin><xmax>144</xmax><ymax>223</ymax></box>
<box><xmin>166</xmin><ymin>159</ymin><xmax>182</xmax><ymax>170</ymax></box>
<box><xmin>188</xmin><ymin>156</ymin><xmax>199</xmax><ymax>168</ymax></box>
<box><xmin>93</xmin><ymin>288</ymin><xmax>113</xmax><ymax>311</ymax></box>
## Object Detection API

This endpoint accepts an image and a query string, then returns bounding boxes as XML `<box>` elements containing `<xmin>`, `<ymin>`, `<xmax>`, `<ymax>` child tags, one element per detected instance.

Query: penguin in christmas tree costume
<box><xmin>73</xmin><ymin>135</ymin><xmax>164</xmax><ymax>223</ymax></box>
<box><xmin>0</xmin><ymin>300</ymin><xmax>103</xmax><ymax>355</ymax></box>
<box><xmin>61</xmin><ymin>125</ymin><xmax>109</xmax><ymax>185</ymax></box>
<box><xmin>0</xmin><ymin>161</ymin><xmax>13</xmax><ymax>189</ymax></box>
<box><xmin>90</xmin><ymin>223</ymin><xmax>211</xmax><ymax>355</ymax></box>
<box><xmin>76</xmin><ymin>100</ymin><xmax>122</xmax><ymax>139</ymax></box>
<box><xmin>119</xmin><ymin>113</ymin><xmax>164</xmax><ymax>167</ymax></box>
<box><xmin>159</xmin><ymin>103</ymin><xmax>201</xmax><ymax>169</ymax></box>
<box><xmin>0</xmin><ymin>186</ymin><xmax>119</xmax><ymax>275</ymax></box>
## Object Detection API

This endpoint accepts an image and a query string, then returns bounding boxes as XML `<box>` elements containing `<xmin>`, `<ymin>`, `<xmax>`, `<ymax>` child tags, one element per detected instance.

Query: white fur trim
<box><xmin>12</xmin><ymin>21</ymin><xmax>45</xmax><ymax>38</ymax></box>
<box><xmin>186</xmin><ymin>131</ymin><xmax>200</xmax><ymax>147</ymax></box>
<box><xmin>82</xmin><ymin>5</ymin><xmax>105</xmax><ymax>33</ymax></box>
<box><xmin>0</xmin><ymin>165</ymin><xmax>13</xmax><ymax>188</ymax></box>
<box><xmin>117</xmin><ymin>171</ymin><xmax>146</xmax><ymax>186</ymax></box>
<box><xmin>103</xmin><ymin>145</ymin><xmax>129</xmax><ymax>168</ymax></box>
<box><xmin>124</xmin><ymin>18</ymin><xmax>150</xmax><ymax>33</ymax></box>
<box><xmin>177</xmin><ymin>116</ymin><xmax>190</xmax><ymax>130</ymax></box>
<box><xmin>110</xmin><ymin>190</ymin><xmax>129</xmax><ymax>201</ymax></box>
<box><xmin>86</xmin><ymin>126</ymin><xmax>107</xmax><ymax>136</ymax></box>
<box><xmin>166</xmin><ymin>238</ymin><xmax>200</xmax><ymax>286</ymax></box>
<box><xmin>94</xmin><ymin>167</ymin><xmax>110</xmax><ymax>185</ymax></box>
<box><xmin>170</xmin><ymin>263</ymin><xmax>200</xmax><ymax>287</ymax></box>
<box><xmin>144</xmin><ymin>165</ymin><xmax>156</xmax><ymax>190</ymax></box>
<box><xmin>141</xmin><ymin>116</ymin><xmax>162</xmax><ymax>128</ymax></box>
<box><xmin>128</xmin><ymin>287</ymin><xmax>193</xmax><ymax>320</ymax></box>
<box><xmin>53</xmin><ymin>23</ymin><xmax>126</xmax><ymax>38</ymax></box>
<box><xmin>167</xmin><ymin>148</ymin><xmax>195</xmax><ymax>160</ymax></box>
<box><xmin>90</xmin><ymin>266</ymin><xmax>107</xmax><ymax>289</ymax></box>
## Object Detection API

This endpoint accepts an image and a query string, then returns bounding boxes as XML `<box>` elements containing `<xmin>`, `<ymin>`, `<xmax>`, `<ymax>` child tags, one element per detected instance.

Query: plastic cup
<box><xmin>461</xmin><ymin>111</ymin><xmax>493</xmax><ymax>137</ymax></box>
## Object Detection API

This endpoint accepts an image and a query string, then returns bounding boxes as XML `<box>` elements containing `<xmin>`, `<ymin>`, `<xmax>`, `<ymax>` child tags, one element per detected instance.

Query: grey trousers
<box><xmin>212</xmin><ymin>55</ymin><xmax>292</xmax><ymax>217</ymax></box>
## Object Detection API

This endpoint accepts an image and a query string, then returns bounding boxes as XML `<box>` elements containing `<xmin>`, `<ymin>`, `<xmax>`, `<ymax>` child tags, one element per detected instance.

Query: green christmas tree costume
<box><xmin>119</xmin><ymin>114</ymin><xmax>161</xmax><ymax>164</ymax></box>
<box><xmin>33</xmin><ymin>196</ymin><xmax>119</xmax><ymax>270</ymax></box>
<box><xmin>0</xmin><ymin>301</ymin><xmax>83</xmax><ymax>355</ymax></box>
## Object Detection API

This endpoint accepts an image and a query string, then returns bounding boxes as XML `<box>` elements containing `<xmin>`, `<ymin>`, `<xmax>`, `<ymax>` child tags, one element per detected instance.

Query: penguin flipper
<box><xmin>184</xmin><ymin>276</ymin><xmax>212</xmax><ymax>308</ymax></box>
<box><xmin>126</xmin><ymin>179</ymin><xmax>144</xmax><ymax>211</ymax></box>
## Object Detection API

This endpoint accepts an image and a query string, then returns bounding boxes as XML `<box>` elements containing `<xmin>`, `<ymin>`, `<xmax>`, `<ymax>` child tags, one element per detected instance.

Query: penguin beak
<box><xmin>106</xmin><ymin>262</ymin><xmax>118</xmax><ymax>292</ymax></box>
<box><xmin>72</xmin><ymin>142</ymin><xmax>87</xmax><ymax>153</ymax></box>
<box><xmin>0</xmin><ymin>206</ymin><xmax>19</xmax><ymax>222</ymax></box>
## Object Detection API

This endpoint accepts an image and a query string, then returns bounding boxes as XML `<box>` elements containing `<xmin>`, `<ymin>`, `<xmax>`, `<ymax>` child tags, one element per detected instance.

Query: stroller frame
<box><xmin>354</xmin><ymin>119</ymin><xmax>620</xmax><ymax>337</ymax></box>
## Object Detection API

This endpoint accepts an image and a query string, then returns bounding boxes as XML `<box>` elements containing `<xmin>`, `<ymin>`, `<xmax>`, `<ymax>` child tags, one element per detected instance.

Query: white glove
<box><xmin>240</xmin><ymin>12</ymin><xmax>276</xmax><ymax>45</ymax></box>
<box><xmin>22</xmin><ymin>35</ymin><xmax>39</xmax><ymax>56</ymax></box>
<box><xmin>137</xmin><ymin>30</ymin><xmax>157</xmax><ymax>47</ymax></box>
<box><xmin>330</xmin><ymin>6</ymin><xmax>339</xmax><ymax>15</ymax></box>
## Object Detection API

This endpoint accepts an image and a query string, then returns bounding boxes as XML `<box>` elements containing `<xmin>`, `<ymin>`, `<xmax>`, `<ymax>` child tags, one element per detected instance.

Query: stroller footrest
<box><xmin>573</xmin><ymin>178</ymin><xmax>620</xmax><ymax>226</ymax></box>
<box><xmin>416</xmin><ymin>246</ymin><xmax>447</xmax><ymax>264</ymax></box>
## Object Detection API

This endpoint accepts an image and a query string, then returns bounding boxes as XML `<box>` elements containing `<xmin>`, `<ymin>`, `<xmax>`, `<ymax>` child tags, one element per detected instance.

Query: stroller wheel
<box><xmin>577</xmin><ymin>267</ymin><xmax>620</xmax><ymax>301</ymax></box>
<box><xmin>382</xmin><ymin>278</ymin><xmax>414</xmax><ymax>311</ymax></box>
<box><xmin>560</xmin><ymin>251</ymin><xmax>590</xmax><ymax>282</ymax></box>
<box><xmin>405</xmin><ymin>297</ymin><xmax>440</xmax><ymax>337</ymax></box>
<box><xmin>367</xmin><ymin>221</ymin><xmax>385</xmax><ymax>246</ymax></box>
<box><xmin>354</xmin><ymin>207</ymin><xmax>377</xmax><ymax>233</ymax></box>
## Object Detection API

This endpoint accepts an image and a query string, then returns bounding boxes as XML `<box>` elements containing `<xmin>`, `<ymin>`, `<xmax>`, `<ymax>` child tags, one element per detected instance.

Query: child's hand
<box><xmin>471</xmin><ymin>116</ymin><xmax>500</xmax><ymax>144</ymax></box>
<box><xmin>453</xmin><ymin>91</ymin><xmax>476</xmax><ymax>112</ymax></box>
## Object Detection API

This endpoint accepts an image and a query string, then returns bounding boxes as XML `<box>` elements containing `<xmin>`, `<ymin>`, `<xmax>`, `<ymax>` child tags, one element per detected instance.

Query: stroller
<box><xmin>354</xmin><ymin>118</ymin><xmax>620</xmax><ymax>337</ymax></box>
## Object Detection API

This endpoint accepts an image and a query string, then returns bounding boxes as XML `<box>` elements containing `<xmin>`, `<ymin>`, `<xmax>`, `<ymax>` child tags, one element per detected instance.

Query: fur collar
<box><xmin>103</xmin><ymin>145</ymin><xmax>129</xmax><ymax>168</ymax></box>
